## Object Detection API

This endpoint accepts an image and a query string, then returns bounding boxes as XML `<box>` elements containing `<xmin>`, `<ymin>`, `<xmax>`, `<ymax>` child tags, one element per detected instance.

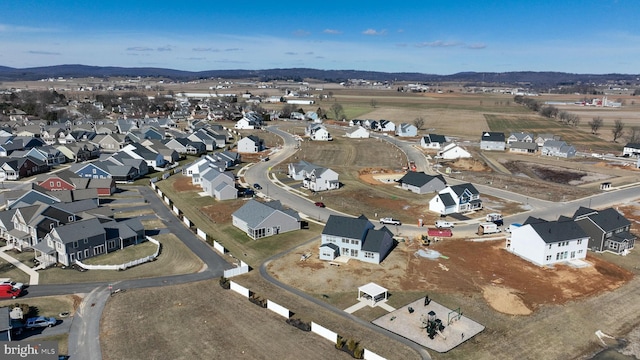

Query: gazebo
<box><xmin>358</xmin><ymin>282</ymin><xmax>388</xmax><ymax>306</ymax></box>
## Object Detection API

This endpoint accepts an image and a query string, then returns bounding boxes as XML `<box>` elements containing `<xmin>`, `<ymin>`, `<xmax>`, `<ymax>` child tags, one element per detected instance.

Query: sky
<box><xmin>1</xmin><ymin>0</ymin><xmax>639</xmax><ymax>75</ymax></box>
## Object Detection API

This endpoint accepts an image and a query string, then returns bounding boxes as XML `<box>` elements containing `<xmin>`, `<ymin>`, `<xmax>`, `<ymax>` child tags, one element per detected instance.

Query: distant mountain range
<box><xmin>0</xmin><ymin>64</ymin><xmax>638</xmax><ymax>87</ymax></box>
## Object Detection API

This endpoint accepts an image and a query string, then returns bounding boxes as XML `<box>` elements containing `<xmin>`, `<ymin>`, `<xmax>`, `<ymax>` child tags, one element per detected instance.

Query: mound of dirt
<box><xmin>482</xmin><ymin>285</ymin><xmax>531</xmax><ymax>315</ymax></box>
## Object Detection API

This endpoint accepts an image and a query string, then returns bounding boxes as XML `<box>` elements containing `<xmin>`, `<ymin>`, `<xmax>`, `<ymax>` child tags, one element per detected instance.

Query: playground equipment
<box><xmin>421</xmin><ymin>310</ymin><xmax>446</xmax><ymax>340</ymax></box>
<box><xmin>448</xmin><ymin>307</ymin><xmax>463</xmax><ymax>325</ymax></box>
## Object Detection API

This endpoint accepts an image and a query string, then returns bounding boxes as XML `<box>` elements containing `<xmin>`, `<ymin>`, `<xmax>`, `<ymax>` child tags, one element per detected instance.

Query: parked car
<box><xmin>435</xmin><ymin>220</ymin><xmax>455</xmax><ymax>229</ymax></box>
<box><xmin>379</xmin><ymin>217</ymin><xmax>401</xmax><ymax>226</ymax></box>
<box><xmin>314</xmin><ymin>202</ymin><xmax>325</xmax><ymax>208</ymax></box>
<box><xmin>0</xmin><ymin>284</ymin><xmax>21</xmax><ymax>299</ymax></box>
<box><xmin>253</xmin><ymin>183</ymin><xmax>262</xmax><ymax>190</ymax></box>
<box><xmin>26</xmin><ymin>316</ymin><xmax>57</xmax><ymax>329</ymax></box>
<box><xmin>260</xmin><ymin>157</ymin><xmax>269</xmax><ymax>162</ymax></box>
<box><xmin>0</xmin><ymin>279</ymin><xmax>23</xmax><ymax>290</ymax></box>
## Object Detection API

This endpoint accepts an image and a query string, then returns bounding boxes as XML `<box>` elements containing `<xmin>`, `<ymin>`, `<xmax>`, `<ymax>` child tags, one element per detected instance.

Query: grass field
<box><xmin>38</xmin><ymin>233</ymin><xmax>203</xmax><ymax>284</ymax></box>
<box><xmin>0</xmin><ymin>294</ymin><xmax>81</xmax><ymax>318</ymax></box>
<box><xmin>0</xmin><ymin>257</ymin><xmax>30</xmax><ymax>285</ymax></box>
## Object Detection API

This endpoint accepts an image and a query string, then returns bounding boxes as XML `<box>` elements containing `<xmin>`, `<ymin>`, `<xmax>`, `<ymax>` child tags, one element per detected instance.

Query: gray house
<box><xmin>398</xmin><ymin>172</ymin><xmax>446</xmax><ymax>194</ymax></box>
<box><xmin>541</xmin><ymin>140</ymin><xmax>576</xmax><ymax>158</ymax></box>
<box><xmin>395</xmin><ymin>123</ymin><xmax>418</xmax><ymax>137</ymax></box>
<box><xmin>232</xmin><ymin>200</ymin><xmax>301</xmax><ymax>240</ymax></box>
<box><xmin>573</xmin><ymin>207</ymin><xmax>636</xmax><ymax>254</ymax></box>
<box><xmin>319</xmin><ymin>214</ymin><xmax>394</xmax><ymax>264</ymax></box>
<box><xmin>200</xmin><ymin>168</ymin><xmax>237</xmax><ymax>200</ymax></box>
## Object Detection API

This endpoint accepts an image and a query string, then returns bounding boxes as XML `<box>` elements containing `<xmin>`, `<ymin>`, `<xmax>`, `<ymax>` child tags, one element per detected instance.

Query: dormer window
<box><xmin>68</xmin><ymin>216</ymin><xmax>74</xmax><ymax>222</ymax></box>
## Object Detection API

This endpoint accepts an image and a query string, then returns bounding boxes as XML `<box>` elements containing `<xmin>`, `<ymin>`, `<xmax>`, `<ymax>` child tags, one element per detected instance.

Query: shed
<box><xmin>358</xmin><ymin>282</ymin><xmax>388</xmax><ymax>306</ymax></box>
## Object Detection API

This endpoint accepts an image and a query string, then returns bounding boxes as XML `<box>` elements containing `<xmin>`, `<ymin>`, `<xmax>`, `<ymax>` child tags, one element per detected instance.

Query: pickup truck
<box><xmin>379</xmin><ymin>217</ymin><xmax>401</xmax><ymax>226</ymax></box>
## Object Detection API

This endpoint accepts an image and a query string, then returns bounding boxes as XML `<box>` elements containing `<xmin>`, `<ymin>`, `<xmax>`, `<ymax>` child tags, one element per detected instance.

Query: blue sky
<box><xmin>1</xmin><ymin>0</ymin><xmax>638</xmax><ymax>74</ymax></box>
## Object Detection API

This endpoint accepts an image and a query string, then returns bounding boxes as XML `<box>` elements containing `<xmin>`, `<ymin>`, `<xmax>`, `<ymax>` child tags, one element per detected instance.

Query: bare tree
<box><xmin>413</xmin><ymin>116</ymin><xmax>425</xmax><ymax>130</ymax></box>
<box><xmin>588</xmin><ymin>116</ymin><xmax>604</xmax><ymax>134</ymax></box>
<box><xmin>539</xmin><ymin>105</ymin><xmax>558</xmax><ymax>118</ymax></box>
<box><xmin>627</xmin><ymin>126</ymin><xmax>640</xmax><ymax>143</ymax></box>
<box><xmin>612</xmin><ymin>119</ymin><xmax>625</xmax><ymax>142</ymax></box>
<box><xmin>330</xmin><ymin>103</ymin><xmax>344</xmax><ymax>120</ymax></box>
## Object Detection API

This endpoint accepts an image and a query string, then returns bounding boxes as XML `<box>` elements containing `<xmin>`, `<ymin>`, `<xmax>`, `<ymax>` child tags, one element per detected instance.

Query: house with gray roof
<box><xmin>395</xmin><ymin>123</ymin><xmax>418</xmax><ymax>137</ymax></box>
<box><xmin>507</xmin><ymin>217</ymin><xmax>589</xmax><ymax>266</ymax></box>
<box><xmin>508</xmin><ymin>141</ymin><xmax>538</xmax><ymax>154</ymax></box>
<box><xmin>429</xmin><ymin>183</ymin><xmax>482</xmax><ymax>215</ymax></box>
<box><xmin>573</xmin><ymin>207</ymin><xmax>636</xmax><ymax>254</ymax></box>
<box><xmin>541</xmin><ymin>140</ymin><xmax>576</xmax><ymax>158</ymax></box>
<box><xmin>36</xmin><ymin>217</ymin><xmax>144</xmax><ymax>267</ymax></box>
<box><xmin>200</xmin><ymin>168</ymin><xmax>236</xmax><ymax>200</ymax></box>
<box><xmin>232</xmin><ymin>199</ymin><xmax>300</xmax><ymax>240</ymax></box>
<box><xmin>287</xmin><ymin>160</ymin><xmax>339</xmax><ymax>192</ymax></box>
<box><xmin>319</xmin><ymin>214</ymin><xmax>394</xmax><ymax>264</ymax></box>
<box><xmin>398</xmin><ymin>172</ymin><xmax>446</xmax><ymax>194</ymax></box>
<box><xmin>506</xmin><ymin>132</ymin><xmax>534</xmax><ymax>144</ymax></box>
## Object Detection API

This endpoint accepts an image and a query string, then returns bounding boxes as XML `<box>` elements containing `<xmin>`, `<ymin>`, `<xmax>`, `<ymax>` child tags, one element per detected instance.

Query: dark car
<box><xmin>314</xmin><ymin>202</ymin><xmax>325</xmax><ymax>208</ymax></box>
<box><xmin>493</xmin><ymin>219</ymin><xmax>504</xmax><ymax>226</ymax></box>
<box><xmin>253</xmin><ymin>183</ymin><xmax>262</xmax><ymax>190</ymax></box>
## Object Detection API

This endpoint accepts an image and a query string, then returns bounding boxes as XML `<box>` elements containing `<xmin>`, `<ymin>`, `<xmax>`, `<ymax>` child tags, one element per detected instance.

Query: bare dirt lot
<box><xmin>268</xmin><ymin>236</ymin><xmax>633</xmax><ymax>317</ymax></box>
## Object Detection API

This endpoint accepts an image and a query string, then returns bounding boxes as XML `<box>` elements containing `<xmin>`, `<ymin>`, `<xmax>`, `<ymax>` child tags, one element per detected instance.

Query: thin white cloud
<box><xmin>285</xmin><ymin>52</ymin><xmax>297</xmax><ymax>55</ymax></box>
<box><xmin>26</xmin><ymin>50</ymin><xmax>60</xmax><ymax>55</ymax></box>
<box><xmin>0</xmin><ymin>23</ymin><xmax>59</xmax><ymax>33</ymax></box>
<box><xmin>193</xmin><ymin>47</ymin><xmax>220</xmax><ymax>52</ymax></box>
<box><xmin>225</xmin><ymin>48</ymin><xmax>241</xmax><ymax>52</ymax></box>
<box><xmin>293</xmin><ymin>29</ymin><xmax>310</xmax><ymax>37</ymax></box>
<box><xmin>126</xmin><ymin>46</ymin><xmax>154</xmax><ymax>52</ymax></box>
<box><xmin>362</xmin><ymin>29</ymin><xmax>387</xmax><ymax>36</ymax></box>
<box><xmin>467</xmin><ymin>43</ymin><xmax>487</xmax><ymax>49</ymax></box>
<box><xmin>415</xmin><ymin>40</ymin><xmax>461</xmax><ymax>48</ymax></box>
<box><xmin>157</xmin><ymin>45</ymin><xmax>174</xmax><ymax>52</ymax></box>
<box><xmin>323</xmin><ymin>29</ymin><xmax>342</xmax><ymax>35</ymax></box>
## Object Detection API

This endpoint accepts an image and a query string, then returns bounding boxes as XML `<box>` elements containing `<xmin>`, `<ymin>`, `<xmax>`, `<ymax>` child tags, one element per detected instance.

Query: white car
<box><xmin>379</xmin><ymin>217</ymin><xmax>401</xmax><ymax>226</ymax></box>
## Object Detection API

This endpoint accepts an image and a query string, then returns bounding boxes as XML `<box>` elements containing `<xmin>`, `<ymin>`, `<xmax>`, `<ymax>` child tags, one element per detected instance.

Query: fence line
<box><xmin>76</xmin><ymin>236</ymin><xmax>161</xmax><ymax>271</ymax></box>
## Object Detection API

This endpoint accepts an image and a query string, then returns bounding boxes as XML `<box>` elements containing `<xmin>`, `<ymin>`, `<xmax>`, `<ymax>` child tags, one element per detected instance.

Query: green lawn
<box><xmin>38</xmin><ymin>233</ymin><xmax>203</xmax><ymax>284</ymax></box>
<box><xmin>82</xmin><ymin>240</ymin><xmax>158</xmax><ymax>265</ymax></box>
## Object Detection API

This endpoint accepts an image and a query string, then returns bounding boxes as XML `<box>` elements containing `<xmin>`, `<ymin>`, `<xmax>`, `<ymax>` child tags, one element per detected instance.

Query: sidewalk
<box><xmin>0</xmin><ymin>245</ymin><xmax>40</xmax><ymax>285</ymax></box>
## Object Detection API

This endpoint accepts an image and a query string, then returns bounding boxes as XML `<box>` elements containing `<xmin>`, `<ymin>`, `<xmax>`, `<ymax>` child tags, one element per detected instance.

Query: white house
<box><xmin>507</xmin><ymin>219</ymin><xmax>589</xmax><ymax>266</ymax></box>
<box><xmin>429</xmin><ymin>183</ymin><xmax>482</xmax><ymax>215</ymax></box>
<box><xmin>319</xmin><ymin>214</ymin><xmax>394</xmax><ymax>264</ymax></box>
<box><xmin>395</xmin><ymin>123</ymin><xmax>418</xmax><ymax>137</ymax></box>
<box><xmin>237</xmin><ymin>135</ymin><xmax>265</xmax><ymax>154</ymax></box>
<box><xmin>437</xmin><ymin>143</ymin><xmax>471</xmax><ymax>160</ymax></box>
<box><xmin>377</xmin><ymin>120</ymin><xmax>395</xmax><ymax>132</ymax></box>
<box><xmin>541</xmin><ymin>140</ymin><xmax>576</xmax><ymax>158</ymax></box>
<box><xmin>506</xmin><ymin>132</ymin><xmax>534</xmax><ymax>144</ymax></box>
<box><xmin>346</xmin><ymin>126</ymin><xmax>370</xmax><ymax>139</ymax></box>
<box><xmin>623</xmin><ymin>143</ymin><xmax>640</xmax><ymax>157</ymax></box>
<box><xmin>288</xmin><ymin>160</ymin><xmax>339</xmax><ymax>192</ymax></box>
<box><xmin>305</xmin><ymin>125</ymin><xmax>332</xmax><ymax>141</ymax></box>
<box><xmin>200</xmin><ymin>167</ymin><xmax>237</xmax><ymax>200</ymax></box>
<box><xmin>480</xmin><ymin>132</ymin><xmax>505</xmax><ymax>151</ymax></box>
<box><xmin>420</xmin><ymin>134</ymin><xmax>447</xmax><ymax>149</ymax></box>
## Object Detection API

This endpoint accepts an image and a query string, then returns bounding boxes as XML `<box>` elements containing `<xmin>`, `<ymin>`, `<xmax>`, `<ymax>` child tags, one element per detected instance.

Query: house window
<box><xmin>84</xmin><ymin>239</ymin><xmax>88</xmax><ymax>244</ymax></box>
<box><xmin>577</xmin><ymin>239</ymin><xmax>582</xmax><ymax>245</ymax></box>
<box><xmin>578</xmin><ymin>249</ymin><xmax>583</xmax><ymax>254</ymax></box>
<box><xmin>49</xmin><ymin>181</ymin><xmax>54</xmax><ymax>187</ymax></box>
<box><xmin>548</xmin><ymin>244</ymin><xmax>552</xmax><ymax>249</ymax></box>
<box><xmin>570</xmin><ymin>251</ymin><xmax>575</xmax><ymax>259</ymax></box>
<box><xmin>56</xmin><ymin>181</ymin><xmax>61</xmax><ymax>187</ymax></box>
<box><xmin>68</xmin><ymin>216</ymin><xmax>74</xmax><ymax>222</ymax></box>
<box><xmin>546</xmin><ymin>255</ymin><xmax>552</xmax><ymax>261</ymax></box>
<box><xmin>77</xmin><ymin>251</ymin><xmax>82</xmax><ymax>260</ymax></box>
<box><xmin>364</xmin><ymin>252</ymin><xmax>374</xmax><ymax>259</ymax></box>
<box><xmin>350</xmin><ymin>249</ymin><xmax>358</xmax><ymax>257</ymax></box>
<box><xmin>108</xmin><ymin>240</ymin><xmax>116</xmax><ymax>249</ymax></box>
<box><xmin>342</xmin><ymin>239</ymin><xmax>349</xmax><ymax>244</ymax></box>
<box><xmin>351</xmin><ymin>239</ymin><xmax>359</xmax><ymax>246</ymax></box>
<box><xmin>73</xmin><ymin>241</ymin><xmax>78</xmax><ymax>249</ymax></box>
<box><xmin>84</xmin><ymin>249</ymin><xmax>90</xmax><ymax>258</ymax></box>
<box><xmin>92</xmin><ymin>169</ymin><xmax>96</xmax><ymax>174</ymax></box>
<box><xmin>342</xmin><ymin>247</ymin><xmax>349</xmax><ymax>256</ymax></box>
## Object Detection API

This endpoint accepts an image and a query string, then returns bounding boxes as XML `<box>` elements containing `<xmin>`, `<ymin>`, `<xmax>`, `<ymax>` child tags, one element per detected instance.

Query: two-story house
<box><xmin>319</xmin><ymin>215</ymin><xmax>394</xmax><ymax>264</ymax></box>
<box><xmin>429</xmin><ymin>183</ymin><xmax>482</xmax><ymax>215</ymax></box>
<box><xmin>573</xmin><ymin>207</ymin><xmax>636</xmax><ymax>254</ymax></box>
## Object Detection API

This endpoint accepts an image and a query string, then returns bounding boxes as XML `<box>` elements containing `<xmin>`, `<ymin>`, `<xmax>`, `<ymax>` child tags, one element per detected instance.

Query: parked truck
<box><xmin>427</xmin><ymin>228</ymin><xmax>453</xmax><ymax>237</ymax></box>
<box><xmin>477</xmin><ymin>222</ymin><xmax>501</xmax><ymax>235</ymax></box>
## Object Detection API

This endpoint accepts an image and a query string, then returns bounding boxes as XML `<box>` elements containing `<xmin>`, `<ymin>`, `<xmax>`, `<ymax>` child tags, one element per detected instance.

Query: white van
<box><xmin>435</xmin><ymin>220</ymin><xmax>455</xmax><ymax>229</ymax></box>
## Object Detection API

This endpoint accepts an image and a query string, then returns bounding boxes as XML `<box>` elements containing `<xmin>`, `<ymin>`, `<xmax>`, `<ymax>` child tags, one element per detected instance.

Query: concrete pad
<box><xmin>372</xmin><ymin>297</ymin><xmax>485</xmax><ymax>353</ymax></box>
<box><xmin>376</xmin><ymin>301</ymin><xmax>396</xmax><ymax>312</ymax></box>
<box><xmin>344</xmin><ymin>301</ymin><xmax>369</xmax><ymax>314</ymax></box>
